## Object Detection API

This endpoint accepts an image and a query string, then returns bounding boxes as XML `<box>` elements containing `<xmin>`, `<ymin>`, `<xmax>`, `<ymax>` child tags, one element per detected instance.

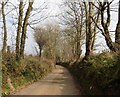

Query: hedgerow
<box><xmin>2</xmin><ymin>55</ymin><xmax>54</xmax><ymax>96</ymax></box>
<box><xmin>69</xmin><ymin>52</ymin><xmax>120</xmax><ymax>95</ymax></box>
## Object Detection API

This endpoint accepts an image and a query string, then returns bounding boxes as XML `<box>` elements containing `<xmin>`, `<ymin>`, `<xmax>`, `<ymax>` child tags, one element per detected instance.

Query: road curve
<box><xmin>13</xmin><ymin>65</ymin><xmax>81</xmax><ymax>95</ymax></box>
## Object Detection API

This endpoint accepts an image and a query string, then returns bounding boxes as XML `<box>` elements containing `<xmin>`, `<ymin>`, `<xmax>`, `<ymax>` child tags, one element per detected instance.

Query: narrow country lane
<box><xmin>13</xmin><ymin>65</ymin><xmax>81</xmax><ymax>95</ymax></box>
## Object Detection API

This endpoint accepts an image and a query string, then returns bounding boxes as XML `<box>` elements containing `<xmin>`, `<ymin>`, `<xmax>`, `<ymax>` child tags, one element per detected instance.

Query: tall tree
<box><xmin>100</xmin><ymin>0</ymin><xmax>118</xmax><ymax>52</ymax></box>
<box><xmin>2</xmin><ymin>1</ymin><xmax>7</xmax><ymax>54</ymax></box>
<box><xmin>90</xmin><ymin>0</ymin><xmax>120</xmax><ymax>52</ymax></box>
<box><xmin>20</xmin><ymin>0</ymin><xmax>34</xmax><ymax>59</ymax></box>
<box><xmin>84</xmin><ymin>1</ymin><xmax>100</xmax><ymax>59</ymax></box>
<box><xmin>62</xmin><ymin>0</ymin><xmax>85</xmax><ymax>60</ymax></box>
<box><xmin>84</xmin><ymin>1</ymin><xmax>94</xmax><ymax>59</ymax></box>
<box><xmin>91</xmin><ymin>3</ymin><xmax>100</xmax><ymax>51</ymax></box>
<box><xmin>16</xmin><ymin>1</ymin><xmax>23</xmax><ymax>61</ymax></box>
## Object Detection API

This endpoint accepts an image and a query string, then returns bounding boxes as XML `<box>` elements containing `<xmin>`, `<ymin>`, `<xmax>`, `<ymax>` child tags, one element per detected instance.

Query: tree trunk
<box><xmin>103</xmin><ymin>28</ymin><xmax>117</xmax><ymax>52</ymax></box>
<box><xmin>76</xmin><ymin>3</ymin><xmax>83</xmax><ymax>60</ymax></box>
<box><xmin>85</xmin><ymin>2</ymin><xmax>94</xmax><ymax>59</ymax></box>
<box><xmin>115</xmin><ymin>0</ymin><xmax>120</xmax><ymax>45</ymax></box>
<box><xmin>91</xmin><ymin>7</ymin><xmax>100</xmax><ymax>50</ymax></box>
<box><xmin>2</xmin><ymin>1</ymin><xmax>7</xmax><ymax>54</ymax></box>
<box><xmin>16</xmin><ymin>1</ymin><xmax>23</xmax><ymax>61</ymax></box>
<box><xmin>100</xmin><ymin>2</ymin><xmax>117</xmax><ymax>52</ymax></box>
<box><xmin>39</xmin><ymin>46</ymin><xmax>42</xmax><ymax>58</ymax></box>
<box><xmin>20</xmin><ymin>1</ymin><xmax>33</xmax><ymax>59</ymax></box>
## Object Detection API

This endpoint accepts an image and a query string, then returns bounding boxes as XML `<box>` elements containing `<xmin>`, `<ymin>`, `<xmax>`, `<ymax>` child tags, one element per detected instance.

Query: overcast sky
<box><xmin>0</xmin><ymin>0</ymin><xmax>119</xmax><ymax>55</ymax></box>
<box><xmin>25</xmin><ymin>0</ymin><xmax>119</xmax><ymax>55</ymax></box>
<box><xmin>26</xmin><ymin>0</ymin><xmax>62</xmax><ymax>55</ymax></box>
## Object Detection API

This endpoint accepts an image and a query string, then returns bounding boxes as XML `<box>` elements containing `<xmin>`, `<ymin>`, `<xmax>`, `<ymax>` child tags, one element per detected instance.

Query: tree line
<box><xmin>1</xmin><ymin>0</ymin><xmax>48</xmax><ymax>62</ymax></box>
<box><xmin>1</xmin><ymin>0</ymin><xmax>33</xmax><ymax>61</ymax></box>
<box><xmin>59</xmin><ymin>0</ymin><xmax>120</xmax><ymax>62</ymax></box>
<box><xmin>1</xmin><ymin>0</ymin><xmax>120</xmax><ymax>63</ymax></box>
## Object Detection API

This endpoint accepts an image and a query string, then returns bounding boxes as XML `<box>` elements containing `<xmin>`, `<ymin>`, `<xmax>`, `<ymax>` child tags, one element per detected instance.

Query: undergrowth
<box><xmin>2</xmin><ymin>55</ymin><xmax>54</xmax><ymax>96</ymax></box>
<box><xmin>69</xmin><ymin>52</ymin><xmax>120</xmax><ymax>95</ymax></box>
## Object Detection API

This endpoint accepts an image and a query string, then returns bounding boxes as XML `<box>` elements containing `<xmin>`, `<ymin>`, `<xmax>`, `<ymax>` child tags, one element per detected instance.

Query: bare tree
<box><xmin>34</xmin><ymin>23</ymin><xmax>59</xmax><ymax>61</ymax></box>
<box><xmin>61</xmin><ymin>0</ymin><xmax>85</xmax><ymax>60</ymax></box>
<box><xmin>34</xmin><ymin>27</ymin><xmax>47</xmax><ymax>57</ymax></box>
<box><xmin>2</xmin><ymin>1</ymin><xmax>7</xmax><ymax>54</ymax></box>
<box><xmin>16</xmin><ymin>1</ymin><xmax>23</xmax><ymax>61</ymax></box>
<box><xmin>84</xmin><ymin>1</ymin><xmax>94</xmax><ymax>59</ymax></box>
<box><xmin>96</xmin><ymin>0</ymin><xmax>120</xmax><ymax>52</ymax></box>
<box><xmin>20</xmin><ymin>0</ymin><xmax>34</xmax><ymax>59</ymax></box>
<box><xmin>84</xmin><ymin>1</ymin><xmax>100</xmax><ymax>59</ymax></box>
<box><xmin>0</xmin><ymin>0</ymin><xmax>48</xmax><ymax>60</ymax></box>
<box><xmin>100</xmin><ymin>1</ymin><xmax>116</xmax><ymax>51</ymax></box>
<box><xmin>43</xmin><ymin>24</ymin><xmax>59</xmax><ymax>61</ymax></box>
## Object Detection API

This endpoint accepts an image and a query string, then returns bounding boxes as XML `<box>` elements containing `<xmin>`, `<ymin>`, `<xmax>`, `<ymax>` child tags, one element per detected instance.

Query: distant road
<box><xmin>13</xmin><ymin>65</ymin><xmax>81</xmax><ymax>95</ymax></box>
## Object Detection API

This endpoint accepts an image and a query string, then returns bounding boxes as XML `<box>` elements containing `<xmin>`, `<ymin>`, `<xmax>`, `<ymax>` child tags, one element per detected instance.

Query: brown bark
<box><xmin>85</xmin><ymin>2</ymin><xmax>94</xmax><ymax>59</ymax></box>
<box><xmin>100</xmin><ymin>2</ymin><xmax>117</xmax><ymax>52</ymax></box>
<box><xmin>2</xmin><ymin>1</ymin><xmax>7</xmax><ymax>54</ymax></box>
<box><xmin>39</xmin><ymin>46</ymin><xmax>42</xmax><ymax>58</ymax></box>
<box><xmin>16</xmin><ymin>1</ymin><xmax>23</xmax><ymax>61</ymax></box>
<box><xmin>74</xmin><ymin>11</ymin><xmax>82</xmax><ymax>59</ymax></box>
<box><xmin>20</xmin><ymin>1</ymin><xmax>33</xmax><ymax>59</ymax></box>
<box><xmin>91</xmin><ymin>7</ymin><xmax>100</xmax><ymax>50</ymax></box>
<box><xmin>76</xmin><ymin>2</ymin><xmax>84</xmax><ymax>60</ymax></box>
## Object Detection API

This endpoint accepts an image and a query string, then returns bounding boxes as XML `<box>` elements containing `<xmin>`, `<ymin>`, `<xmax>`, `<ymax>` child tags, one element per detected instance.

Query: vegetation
<box><xmin>58</xmin><ymin>1</ymin><xmax>120</xmax><ymax>95</ymax></box>
<box><xmin>34</xmin><ymin>24</ymin><xmax>59</xmax><ymax>60</ymax></box>
<box><xmin>1</xmin><ymin>1</ymin><xmax>56</xmax><ymax>95</ymax></box>
<box><xmin>0</xmin><ymin>0</ymin><xmax>120</xmax><ymax>96</ymax></box>
<box><xmin>59</xmin><ymin>52</ymin><xmax>120</xmax><ymax>95</ymax></box>
<box><xmin>2</xmin><ymin>54</ymin><xmax>54</xmax><ymax>96</ymax></box>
